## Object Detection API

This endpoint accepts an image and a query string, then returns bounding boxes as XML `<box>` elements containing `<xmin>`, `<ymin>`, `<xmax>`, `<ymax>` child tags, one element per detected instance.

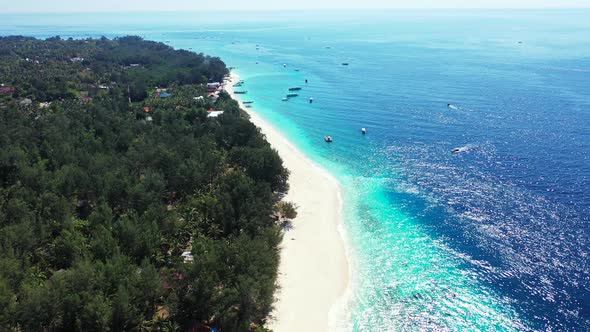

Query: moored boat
<box><xmin>289</xmin><ymin>87</ymin><xmax>302</xmax><ymax>91</ymax></box>
<box><xmin>234</xmin><ymin>90</ymin><xmax>248</xmax><ymax>94</ymax></box>
<box><xmin>286</xmin><ymin>93</ymin><xmax>298</xmax><ymax>97</ymax></box>
<box><xmin>324</xmin><ymin>136</ymin><xmax>333</xmax><ymax>143</ymax></box>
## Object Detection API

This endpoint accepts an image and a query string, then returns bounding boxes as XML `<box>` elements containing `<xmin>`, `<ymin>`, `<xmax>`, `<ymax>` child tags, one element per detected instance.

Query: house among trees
<box><xmin>181</xmin><ymin>251</ymin><xmax>194</xmax><ymax>263</ymax></box>
<box><xmin>39</xmin><ymin>102</ymin><xmax>51</xmax><ymax>109</ymax></box>
<box><xmin>208</xmin><ymin>93</ymin><xmax>219</xmax><ymax>103</ymax></box>
<box><xmin>19</xmin><ymin>98</ymin><xmax>32</xmax><ymax>106</ymax></box>
<box><xmin>207</xmin><ymin>82</ymin><xmax>221</xmax><ymax>89</ymax></box>
<box><xmin>0</xmin><ymin>86</ymin><xmax>15</xmax><ymax>94</ymax></box>
<box><xmin>207</xmin><ymin>108</ymin><xmax>224</xmax><ymax>118</ymax></box>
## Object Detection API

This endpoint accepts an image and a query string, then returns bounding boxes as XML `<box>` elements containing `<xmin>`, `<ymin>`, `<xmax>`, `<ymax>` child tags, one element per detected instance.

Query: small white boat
<box><xmin>324</xmin><ymin>136</ymin><xmax>333</xmax><ymax>143</ymax></box>
<box><xmin>309</xmin><ymin>97</ymin><xmax>314</xmax><ymax>104</ymax></box>
<box><xmin>282</xmin><ymin>97</ymin><xmax>288</xmax><ymax>101</ymax></box>
<box><xmin>361</xmin><ymin>128</ymin><xmax>367</xmax><ymax>135</ymax></box>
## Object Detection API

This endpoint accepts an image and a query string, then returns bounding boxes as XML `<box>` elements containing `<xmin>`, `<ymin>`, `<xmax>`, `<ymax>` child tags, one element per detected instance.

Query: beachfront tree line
<box><xmin>0</xmin><ymin>36</ymin><xmax>288</xmax><ymax>331</ymax></box>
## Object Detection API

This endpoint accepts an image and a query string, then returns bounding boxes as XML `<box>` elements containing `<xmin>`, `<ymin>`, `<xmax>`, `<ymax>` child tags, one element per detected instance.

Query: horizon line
<box><xmin>1</xmin><ymin>7</ymin><xmax>589</xmax><ymax>14</ymax></box>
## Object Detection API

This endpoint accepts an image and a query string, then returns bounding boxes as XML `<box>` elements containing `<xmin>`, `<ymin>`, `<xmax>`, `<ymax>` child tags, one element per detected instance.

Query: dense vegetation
<box><xmin>0</xmin><ymin>36</ymin><xmax>288</xmax><ymax>331</ymax></box>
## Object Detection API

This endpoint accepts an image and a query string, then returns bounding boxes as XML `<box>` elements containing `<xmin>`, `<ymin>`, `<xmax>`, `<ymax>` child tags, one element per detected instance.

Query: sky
<box><xmin>1</xmin><ymin>0</ymin><xmax>589</xmax><ymax>12</ymax></box>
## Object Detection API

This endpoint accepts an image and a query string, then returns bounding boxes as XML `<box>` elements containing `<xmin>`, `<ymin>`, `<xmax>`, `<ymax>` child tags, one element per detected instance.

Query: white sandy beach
<box><xmin>225</xmin><ymin>73</ymin><xmax>349</xmax><ymax>331</ymax></box>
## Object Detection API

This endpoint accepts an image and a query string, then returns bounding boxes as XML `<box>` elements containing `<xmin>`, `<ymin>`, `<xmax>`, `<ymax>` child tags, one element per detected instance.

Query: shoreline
<box><xmin>225</xmin><ymin>72</ymin><xmax>350</xmax><ymax>331</ymax></box>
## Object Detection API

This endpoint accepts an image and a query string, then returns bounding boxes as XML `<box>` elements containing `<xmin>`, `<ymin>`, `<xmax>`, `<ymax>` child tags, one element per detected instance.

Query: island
<box><xmin>0</xmin><ymin>36</ymin><xmax>289</xmax><ymax>331</ymax></box>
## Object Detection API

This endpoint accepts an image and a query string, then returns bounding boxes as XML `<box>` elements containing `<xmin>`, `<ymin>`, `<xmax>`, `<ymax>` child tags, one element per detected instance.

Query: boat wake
<box><xmin>447</xmin><ymin>103</ymin><xmax>461</xmax><ymax>110</ymax></box>
<box><xmin>451</xmin><ymin>145</ymin><xmax>473</xmax><ymax>154</ymax></box>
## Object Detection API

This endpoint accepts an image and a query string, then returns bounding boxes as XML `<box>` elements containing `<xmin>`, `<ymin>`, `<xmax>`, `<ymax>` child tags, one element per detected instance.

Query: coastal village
<box><xmin>0</xmin><ymin>58</ymin><xmax>230</xmax><ymax>120</ymax></box>
<box><xmin>0</xmin><ymin>35</ymin><xmax>237</xmax><ymax>124</ymax></box>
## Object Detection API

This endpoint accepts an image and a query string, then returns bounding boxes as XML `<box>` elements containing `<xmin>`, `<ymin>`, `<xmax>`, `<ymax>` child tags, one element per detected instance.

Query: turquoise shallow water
<box><xmin>2</xmin><ymin>9</ymin><xmax>589</xmax><ymax>330</ymax></box>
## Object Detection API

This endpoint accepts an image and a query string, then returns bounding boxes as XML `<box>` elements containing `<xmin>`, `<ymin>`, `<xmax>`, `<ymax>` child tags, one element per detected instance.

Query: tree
<box><xmin>275</xmin><ymin>201</ymin><xmax>298</xmax><ymax>221</ymax></box>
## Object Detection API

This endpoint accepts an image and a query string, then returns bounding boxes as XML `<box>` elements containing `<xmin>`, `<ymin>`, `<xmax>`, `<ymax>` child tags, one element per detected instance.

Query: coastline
<box><xmin>225</xmin><ymin>72</ymin><xmax>349</xmax><ymax>331</ymax></box>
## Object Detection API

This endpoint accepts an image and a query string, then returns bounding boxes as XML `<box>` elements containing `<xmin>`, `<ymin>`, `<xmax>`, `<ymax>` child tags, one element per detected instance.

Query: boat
<box><xmin>245</xmin><ymin>105</ymin><xmax>252</xmax><ymax>108</ymax></box>
<box><xmin>361</xmin><ymin>128</ymin><xmax>367</xmax><ymax>135</ymax></box>
<box><xmin>286</xmin><ymin>93</ymin><xmax>298</xmax><ymax>97</ymax></box>
<box><xmin>243</xmin><ymin>101</ymin><xmax>254</xmax><ymax>104</ymax></box>
<box><xmin>309</xmin><ymin>97</ymin><xmax>313</xmax><ymax>103</ymax></box>
<box><xmin>234</xmin><ymin>90</ymin><xmax>248</xmax><ymax>94</ymax></box>
<box><xmin>282</xmin><ymin>97</ymin><xmax>288</xmax><ymax>101</ymax></box>
<box><xmin>288</xmin><ymin>87</ymin><xmax>302</xmax><ymax>91</ymax></box>
<box><xmin>294</xmin><ymin>69</ymin><xmax>300</xmax><ymax>72</ymax></box>
<box><xmin>324</xmin><ymin>136</ymin><xmax>333</xmax><ymax>143</ymax></box>
<box><xmin>452</xmin><ymin>146</ymin><xmax>470</xmax><ymax>154</ymax></box>
<box><xmin>233</xmin><ymin>83</ymin><xmax>243</xmax><ymax>87</ymax></box>
<box><xmin>342</xmin><ymin>62</ymin><xmax>349</xmax><ymax>66</ymax></box>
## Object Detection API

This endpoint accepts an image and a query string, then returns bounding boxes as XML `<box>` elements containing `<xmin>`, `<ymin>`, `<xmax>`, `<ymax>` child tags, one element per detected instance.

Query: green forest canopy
<box><xmin>0</xmin><ymin>36</ymin><xmax>288</xmax><ymax>331</ymax></box>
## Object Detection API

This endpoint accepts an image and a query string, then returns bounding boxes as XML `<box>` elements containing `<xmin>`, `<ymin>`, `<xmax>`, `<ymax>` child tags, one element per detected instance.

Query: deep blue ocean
<box><xmin>1</xmin><ymin>9</ymin><xmax>589</xmax><ymax>331</ymax></box>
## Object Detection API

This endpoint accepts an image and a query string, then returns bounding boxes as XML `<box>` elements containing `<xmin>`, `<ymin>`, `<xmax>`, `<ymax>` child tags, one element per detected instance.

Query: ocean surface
<box><xmin>1</xmin><ymin>9</ymin><xmax>589</xmax><ymax>331</ymax></box>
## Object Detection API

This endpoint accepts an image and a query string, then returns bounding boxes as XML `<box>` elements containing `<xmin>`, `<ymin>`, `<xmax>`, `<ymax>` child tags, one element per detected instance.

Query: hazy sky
<box><xmin>1</xmin><ymin>0</ymin><xmax>589</xmax><ymax>13</ymax></box>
